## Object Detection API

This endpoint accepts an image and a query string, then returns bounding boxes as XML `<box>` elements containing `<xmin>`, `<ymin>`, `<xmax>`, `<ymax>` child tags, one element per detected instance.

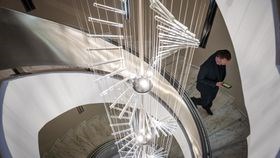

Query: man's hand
<box><xmin>216</xmin><ymin>82</ymin><xmax>223</xmax><ymax>88</ymax></box>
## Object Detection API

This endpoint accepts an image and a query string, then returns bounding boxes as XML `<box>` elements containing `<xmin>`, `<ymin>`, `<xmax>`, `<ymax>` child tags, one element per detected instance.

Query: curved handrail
<box><xmin>0</xmin><ymin>68</ymin><xmax>193</xmax><ymax>157</ymax></box>
<box><xmin>88</xmin><ymin>139</ymin><xmax>117</xmax><ymax>158</ymax></box>
<box><xmin>0</xmin><ymin>66</ymin><xmax>211</xmax><ymax>158</ymax></box>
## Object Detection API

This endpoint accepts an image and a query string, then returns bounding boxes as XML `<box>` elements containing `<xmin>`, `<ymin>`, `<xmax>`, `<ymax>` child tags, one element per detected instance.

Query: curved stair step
<box><xmin>209</xmin><ymin>119</ymin><xmax>249</xmax><ymax>151</ymax></box>
<box><xmin>202</xmin><ymin>102</ymin><xmax>243</xmax><ymax>135</ymax></box>
<box><xmin>169</xmin><ymin>138</ymin><xmax>184</xmax><ymax>158</ymax></box>
<box><xmin>43</xmin><ymin>113</ymin><xmax>113</xmax><ymax>158</ymax></box>
<box><xmin>212</xmin><ymin>140</ymin><xmax>247</xmax><ymax>158</ymax></box>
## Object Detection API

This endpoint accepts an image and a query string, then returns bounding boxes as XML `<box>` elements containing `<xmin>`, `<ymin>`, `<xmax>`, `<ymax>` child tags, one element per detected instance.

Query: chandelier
<box><xmin>85</xmin><ymin>0</ymin><xmax>200</xmax><ymax>157</ymax></box>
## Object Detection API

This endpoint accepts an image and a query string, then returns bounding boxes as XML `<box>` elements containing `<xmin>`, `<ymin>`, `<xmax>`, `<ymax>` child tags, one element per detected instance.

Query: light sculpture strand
<box><xmin>149</xmin><ymin>0</ymin><xmax>200</xmax><ymax>65</ymax></box>
<box><xmin>85</xmin><ymin>0</ymin><xmax>201</xmax><ymax>157</ymax></box>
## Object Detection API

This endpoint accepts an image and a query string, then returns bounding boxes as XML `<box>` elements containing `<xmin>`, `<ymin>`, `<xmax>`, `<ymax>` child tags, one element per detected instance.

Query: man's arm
<box><xmin>197</xmin><ymin>65</ymin><xmax>217</xmax><ymax>87</ymax></box>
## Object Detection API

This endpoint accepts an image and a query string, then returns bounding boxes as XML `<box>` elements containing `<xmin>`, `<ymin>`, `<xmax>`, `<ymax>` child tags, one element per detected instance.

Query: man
<box><xmin>191</xmin><ymin>50</ymin><xmax>231</xmax><ymax>115</ymax></box>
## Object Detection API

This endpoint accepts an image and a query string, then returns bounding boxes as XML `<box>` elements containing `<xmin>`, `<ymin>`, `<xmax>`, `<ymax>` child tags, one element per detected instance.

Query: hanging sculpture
<box><xmin>86</xmin><ymin>0</ymin><xmax>200</xmax><ymax>157</ymax></box>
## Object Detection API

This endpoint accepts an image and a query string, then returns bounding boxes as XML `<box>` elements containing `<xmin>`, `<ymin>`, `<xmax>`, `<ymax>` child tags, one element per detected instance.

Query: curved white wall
<box><xmin>216</xmin><ymin>0</ymin><xmax>280</xmax><ymax>157</ymax></box>
<box><xmin>0</xmin><ymin>72</ymin><xmax>192</xmax><ymax>158</ymax></box>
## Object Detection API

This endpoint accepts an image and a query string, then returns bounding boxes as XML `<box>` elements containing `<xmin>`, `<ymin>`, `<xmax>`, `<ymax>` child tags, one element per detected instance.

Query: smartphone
<box><xmin>222</xmin><ymin>82</ymin><xmax>232</xmax><ymax>89</ymax></box>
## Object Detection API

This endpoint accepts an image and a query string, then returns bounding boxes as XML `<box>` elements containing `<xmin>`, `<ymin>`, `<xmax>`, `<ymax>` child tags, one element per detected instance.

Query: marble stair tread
<box><xmin>202</xmin><ymin>103</ymin><xmax>243</xmax><ymax>135</ymax></box>
<box><xmin>168</xmin><ymin>137</ymin><xmax>185</xmax><ymax>158</ymax></box>
<box><xmin>209</xmin><ymin>120</ymin><xmax>249</xmax><ymax>151</ymax></box>
<box><xmin>43</xmin><ymin>139</ymin><xmax>73</xmax><ymax>158</ymax></box>
<box><xmin>48</xmin><ymin>129</ymin><xmax>92</xmax><ymax>158</ymax></box>
<box><xmin>62</xmin><ymin>124</ymin><xmax>95</xmax><ymax>151</ymax></box>
<box><xmin>73</xmin><ymin>122</ymin><xmax>97</xmax><ymax>151</ymax></box>
<box><xmin>187</xmin><ymin>67</ymin><xmax>198</xmax><ymax>82</ymax></box>
<box><xmin>212</xmin><ymin>140</ymin><xmax>247</xmax><ymax>158</ymax></box>
<box><xmin>45</xmin><ymin>137</ymin><xmax>86</xmax><ymax>158</ymax></box>
<box><xmin>84</xmin><ymin>117</ymin><xmax>113</xmax><ymax>145</ymax></box>
<box><xmin>43</xmin><ymin>114</ymin><xmax>113</xmax><ymax>158</ymax></box>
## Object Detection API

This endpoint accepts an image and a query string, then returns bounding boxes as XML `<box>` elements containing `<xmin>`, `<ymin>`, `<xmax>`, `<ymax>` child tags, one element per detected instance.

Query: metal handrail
<box><xmin>0</xmin><ymin>67</ymin><xmax>197</xmax><ymax>158</ymax></box>
<box><xmin>4</xmin><ymin>65</ymin><xmax>212</xmax><ymax>158</ymax></box>
<box><xmin>88</xmin><ymin>139</ymin><xmax>117</xmax><ymax>158</ymax></box>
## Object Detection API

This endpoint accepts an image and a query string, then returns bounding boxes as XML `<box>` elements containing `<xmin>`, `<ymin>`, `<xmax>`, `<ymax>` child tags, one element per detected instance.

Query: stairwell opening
<box><xmin>38</xmin><ymin>103</ymin><xmax>184</xmax><ymax>158</ymax></box>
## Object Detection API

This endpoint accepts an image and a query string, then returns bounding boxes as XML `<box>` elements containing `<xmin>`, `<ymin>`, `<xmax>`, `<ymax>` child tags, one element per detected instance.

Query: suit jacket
<box><xmin>196</xmin><ymin>52</ymin><xmax>226</xmax><ymax>96</ymax></box>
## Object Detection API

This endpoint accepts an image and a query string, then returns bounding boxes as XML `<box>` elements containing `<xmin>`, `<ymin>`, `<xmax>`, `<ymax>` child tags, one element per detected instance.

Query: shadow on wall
<box><xmin>272</xmin><ymin>0</ymin><xmax>280</xmax><ymax>72</ymax></box>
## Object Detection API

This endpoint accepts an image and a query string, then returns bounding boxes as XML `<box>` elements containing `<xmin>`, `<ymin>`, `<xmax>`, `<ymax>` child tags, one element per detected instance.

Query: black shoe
<box><xmin>203</xmin><ymin>106</ymin><xmax>213</xmax><ymax>115</ymax></box>
<box><xmin>190</xmin><ymin>97</ymin><xmax>198</xmax><ymax>108</ymax></box>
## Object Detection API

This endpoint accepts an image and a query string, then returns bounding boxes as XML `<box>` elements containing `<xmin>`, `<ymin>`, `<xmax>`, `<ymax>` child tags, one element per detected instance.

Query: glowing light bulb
<box><xmin>140</xmin><ymin>129</ymin><xmax>146</xmax><ymax>134</ymax></box>
<box><xmin>136</xmin><ymin>135</ymin><xmax>144</xmax><ymax>143</ymax></box>
<box><xmin>139</xmin><ymin>79</ymin><xmax>149</xmax><ymax>89</ymax></box>
<box><xmin>130</xmin><ymin>73</ymin><xmax>136</xmax><ymax>79</ymax></box>
<box><xmin>146</xmin><ymin>133</ymin><xmax>152</xmax><ymax>140</ymax></box>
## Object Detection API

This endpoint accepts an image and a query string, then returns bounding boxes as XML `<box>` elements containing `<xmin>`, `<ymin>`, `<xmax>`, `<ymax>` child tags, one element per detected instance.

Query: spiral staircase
<box><xmin>1</xmin><ymin>0</ymin><xmax>274</xmax><ymax>158</ymax></box>
<box><xmin>36</xmin><ymin>66</ymin><xmax>249</xmax><ymax>158</ymax></box>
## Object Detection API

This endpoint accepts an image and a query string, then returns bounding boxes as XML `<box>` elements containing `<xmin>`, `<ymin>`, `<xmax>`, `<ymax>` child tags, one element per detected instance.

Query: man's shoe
<box><xmin>203</xmin><ymin>107</ymin><xmax>213</xmax><ymax>115</ymax></box>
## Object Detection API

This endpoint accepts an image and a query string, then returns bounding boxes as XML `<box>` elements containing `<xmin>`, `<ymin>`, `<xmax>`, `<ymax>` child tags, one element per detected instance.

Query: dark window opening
<box><xmin>199</xmin><ymin>0</ymin><xmax>217</xmax><ymax>48</ymax></box>
<box><xmin>21</xmin><ymin>0</ymin><xmax>36</xmax><ymax>12</ymax></box>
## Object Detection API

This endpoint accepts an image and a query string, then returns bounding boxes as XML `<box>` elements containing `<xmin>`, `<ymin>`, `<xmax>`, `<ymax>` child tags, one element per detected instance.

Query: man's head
<box><xmin>215</xmin><ymin>49</ymin><xmax>231</xmax><ymax>65</ymax></box>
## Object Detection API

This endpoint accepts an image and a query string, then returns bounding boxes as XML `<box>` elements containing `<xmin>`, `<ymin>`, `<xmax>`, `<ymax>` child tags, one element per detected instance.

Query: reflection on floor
<box><xmin>186</xmin><ymin>66</ymin><xmax>250</xmax><ymax>158</ymax></box>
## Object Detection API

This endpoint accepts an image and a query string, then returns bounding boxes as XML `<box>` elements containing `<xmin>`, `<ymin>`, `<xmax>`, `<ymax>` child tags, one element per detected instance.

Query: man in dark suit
<box><xmin>191</xmin><ymin>50</ymin><xmax>231</xmax><ymax>115</ymax></box>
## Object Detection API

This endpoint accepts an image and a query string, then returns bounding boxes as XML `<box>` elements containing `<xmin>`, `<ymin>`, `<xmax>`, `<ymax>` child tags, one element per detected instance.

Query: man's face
<box><xmin>220</xmin><ymin>58</ymin><xmax>230</xmax><ymax>65</ymax></box>
<box><xmin>216</xmin><ymin>56</ymin><xmax>230</xmax><ymax>65</ymax></box>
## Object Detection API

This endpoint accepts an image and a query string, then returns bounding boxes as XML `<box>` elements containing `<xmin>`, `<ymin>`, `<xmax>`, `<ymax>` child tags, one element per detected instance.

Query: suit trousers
<box><xmin>198</xmin><ymin>89</ymin><xmax>217</xmax><ymax>108</ymax></box>
<box><xmin>193</xmin><ymin>86</ymin><xmax>218</xmax><ymax>108</ymax></box>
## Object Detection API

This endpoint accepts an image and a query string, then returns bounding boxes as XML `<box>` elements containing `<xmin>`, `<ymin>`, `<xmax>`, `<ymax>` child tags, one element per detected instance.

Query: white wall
<box><xmin>0</xmin><ymin>72</ymin><xmax>193</xmax><ymax>158</ymax></box>
<box><xmin>216</xmin><ymin>0</ymin><xmax>280</xmax><ymax>157</ymax></box>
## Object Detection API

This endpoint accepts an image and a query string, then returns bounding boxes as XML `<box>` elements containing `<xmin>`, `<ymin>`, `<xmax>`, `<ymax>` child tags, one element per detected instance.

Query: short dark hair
<box><xmin>216</xmin><ymin>49</ymin><xmax>231</xmax><ymax>60</ymax></box>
